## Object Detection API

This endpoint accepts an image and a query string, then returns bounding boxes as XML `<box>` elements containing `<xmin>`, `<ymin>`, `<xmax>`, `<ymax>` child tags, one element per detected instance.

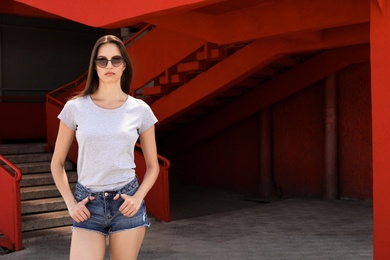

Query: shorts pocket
<box><xmin>74</xmin><ymin>183</ymin><xmax>90</xmax><ymax>202</ymax></box>
<box><xmin>124</xmin><ymin>184</ymin><xmax>138</xmax><ymax>197</ymax></box>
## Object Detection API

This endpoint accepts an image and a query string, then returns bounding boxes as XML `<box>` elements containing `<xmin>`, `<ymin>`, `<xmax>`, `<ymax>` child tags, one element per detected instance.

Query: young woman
<box><xmin>51</xmin><ymin>35</ymin><xmax>159</xmax><ymax>260</ymax></box>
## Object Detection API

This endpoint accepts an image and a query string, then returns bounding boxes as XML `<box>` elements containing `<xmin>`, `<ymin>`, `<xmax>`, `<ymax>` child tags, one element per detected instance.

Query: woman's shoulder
<box><xmin>66</xmin><ymin>95</ymin><xmax>89</xmax><ymax>105</ymax></box>
<box><xmin>127</xmin><ymin>95</ymin><xmax>150</xmax><ymax>108</ymax></box>
<box><xmin>63</xmin><ymin>95</ymin><xmax>89</xmax><ymax>110</ymax></box>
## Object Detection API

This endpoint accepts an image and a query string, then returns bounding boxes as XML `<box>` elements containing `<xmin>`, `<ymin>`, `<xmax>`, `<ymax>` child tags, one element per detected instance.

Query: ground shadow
<box><xmin>168</xmin><ymin>181</ymin><xmax>267</xmax><ymax>221</ymax></box>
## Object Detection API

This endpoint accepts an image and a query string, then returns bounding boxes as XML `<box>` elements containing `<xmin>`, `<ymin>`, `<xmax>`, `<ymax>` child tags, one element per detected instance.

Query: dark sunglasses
<box><xmin>94</xmin><ymin>56</ymin><xmax>125</xmax><ymax>68</ymax></box>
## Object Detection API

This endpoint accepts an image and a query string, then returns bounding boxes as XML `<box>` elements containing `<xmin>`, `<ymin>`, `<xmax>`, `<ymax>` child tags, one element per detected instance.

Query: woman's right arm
<box><xmin>51</xmin><ymin>121</ymin><xmax>92</xmax><ymax>222</ymax></box>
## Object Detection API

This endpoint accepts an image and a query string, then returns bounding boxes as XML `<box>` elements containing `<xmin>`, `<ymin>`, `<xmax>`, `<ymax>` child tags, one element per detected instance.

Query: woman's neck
<box><xmin>92</xmin><ymin>84</ymin><xmax>127</xmax><ymax>101</ymax></box>
<box><xmin>90</xmin><ymin>85</ymin><xmax>128</xmax><ymax>109</ymax></box>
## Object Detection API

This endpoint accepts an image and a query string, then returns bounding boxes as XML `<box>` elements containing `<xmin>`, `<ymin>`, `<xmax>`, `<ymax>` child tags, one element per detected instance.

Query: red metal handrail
<box><xmin>136</xmin><ymin>142</ymin><xmax>171</xmax><ymax>170</ymax></box>
<box><xmin>134</xmin><ymin>143</ymin><xmax>171</xmax><ymax>221</ymax></box>
<box><xmin>0</xmin><ymin>155</ymin><xmax>23</xmax><ymax>251</ymax></box>
<box><xmin>123</xmin><ymin>24</ymin><xmax>154</xmax><ymax>47</ymax></box>
<box><xmin>46</xmin><ymin>71</ymin><xmax>88</xmax><ymax>104</ymax></box>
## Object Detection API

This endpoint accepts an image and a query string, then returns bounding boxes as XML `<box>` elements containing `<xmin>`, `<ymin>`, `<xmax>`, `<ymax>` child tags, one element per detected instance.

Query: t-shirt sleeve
<box><xmin>58</xmin><ymin>100</ymin><xmax>77</xmax><ymax>131</ymax></box>
<box><xmin>139</xmin><ymin>102</ymin><xmax>158</xmax><ymax>134</ymax></box>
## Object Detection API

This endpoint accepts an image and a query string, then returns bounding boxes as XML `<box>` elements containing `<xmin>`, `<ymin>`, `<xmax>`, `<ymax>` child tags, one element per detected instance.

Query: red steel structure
<box><xmin>1</xmin><ymin>0</ymin><xmax>389</xmax><ymax>258</ymax></box>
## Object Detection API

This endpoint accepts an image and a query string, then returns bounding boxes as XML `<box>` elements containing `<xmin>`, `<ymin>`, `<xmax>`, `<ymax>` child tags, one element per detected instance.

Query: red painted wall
<box><xmin>272</xmin><ymin>82</ymin><xmax>324</xmax><ymax>198</ymax></box>
<box><xmin>170</xmin><ymin>115</ymin><xmax>260</xmax><ymax>194</ymax></box>
<box><xmin>170</xmin><ymin>63</ymin><xmax>372</xmax><ymax>200</ymax></box>
<box><xmin>338</xmin><ymin>63</ymin><xmax>372</xmax><ymax>199</ymax></box>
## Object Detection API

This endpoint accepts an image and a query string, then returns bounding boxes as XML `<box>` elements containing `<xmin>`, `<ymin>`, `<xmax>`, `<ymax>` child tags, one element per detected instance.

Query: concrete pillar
<box><xmin>371</xmin><ymin>0</ymin><xmax>390</xmax><ymax>258</ymax></box>
<box><xmin>323</xmin><ymin>74</ymin><xmax>338</xmax><ymax>200</ymax></box>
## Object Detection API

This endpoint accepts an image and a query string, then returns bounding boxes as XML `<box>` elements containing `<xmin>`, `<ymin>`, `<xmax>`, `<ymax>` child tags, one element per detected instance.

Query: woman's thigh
<box><xmin>70</xmin><ymin>228</ymin><xmax>106</xmax><ymax>260</ymax></box>
<box><xmin>109</xmin><ymin>227</ymin><xmax>146</xmax><ymax>260</ymax></box>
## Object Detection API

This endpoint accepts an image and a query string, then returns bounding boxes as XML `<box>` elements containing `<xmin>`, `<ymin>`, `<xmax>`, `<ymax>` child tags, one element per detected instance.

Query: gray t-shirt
<box><xmin>58</xmin><ymin>95</ymin><xmax>158</xmax><ymax>192</ymax></box>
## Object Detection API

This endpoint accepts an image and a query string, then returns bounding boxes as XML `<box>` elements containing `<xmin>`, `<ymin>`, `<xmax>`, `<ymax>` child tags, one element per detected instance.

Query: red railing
<box><xmin>135</xmin><ymin>144</ymin><xmax>171</xmax><ymax>222</ymax></box>
<box><xmin>121</xmin><ymin>24</ymin><xmax>155</xmax><ymax>97</ymax></box>
<box><xmin>123</xmin><ymin>24</ymin><xmax>154</xmax><ymax>47</ymax></box>
<box><xmin>0</xmin><ymin>155</ymin><xmax>23</xmax><ymax>251</ymax></box>
<box><xmin>46</xmin><ymin>72</ymin><xmax>88</xmax><ymax>106</ymax></box>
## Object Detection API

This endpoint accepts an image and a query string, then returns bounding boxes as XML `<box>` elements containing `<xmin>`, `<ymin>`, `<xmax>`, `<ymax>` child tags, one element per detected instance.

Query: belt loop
<box><xmin>117</xmin><ymin>191</ymin><xmax>122</xmax><ymax>199</ymax></box>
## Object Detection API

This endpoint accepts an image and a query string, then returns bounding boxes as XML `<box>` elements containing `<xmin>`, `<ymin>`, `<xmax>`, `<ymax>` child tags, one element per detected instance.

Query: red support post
<box><xmin>370</xmin><ymin>0</ymin><xmax>390</xmax><ymax>258</ymax></box>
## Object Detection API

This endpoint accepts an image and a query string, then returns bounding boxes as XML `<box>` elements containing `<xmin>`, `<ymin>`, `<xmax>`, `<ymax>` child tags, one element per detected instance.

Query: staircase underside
<box><xmin>147</xmin><ymin>42</ymin><xmax>370</xmax><ymax>154</ymax></box>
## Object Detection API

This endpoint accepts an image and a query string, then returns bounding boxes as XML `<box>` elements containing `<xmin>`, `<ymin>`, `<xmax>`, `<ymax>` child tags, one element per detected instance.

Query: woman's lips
<box><xmin>105</xmin><ymin>72</ymin><xmax>115</xmax><ymax>76</ymax></box>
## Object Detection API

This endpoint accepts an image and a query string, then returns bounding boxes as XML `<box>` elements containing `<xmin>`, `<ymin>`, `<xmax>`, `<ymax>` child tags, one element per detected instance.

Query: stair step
<box><xmin>21</xmin><ymin>172</ymin><xmax>78</xmax><ymax>187</ymax></box>
<box><xmin>170</xmin><ymin>74</ymin><xmax>186</xmax><ymax>84</ymax></box>
<box><xmin>23</xmin><ymin>226</ymin><xmax>71</xmax><ymax>243</ymax></box>
<box><xmin>14</xmin><ymin>161</ymin><xmax>73</xmax><ymax>174</ymax></box>
<box><xmin>21</xmin><ymin>184</ymin><xmax>76</xmax><ymax>200</ymax></box>
<box><xmin>22</xmin><ymin>197</ymin><xmax>67</xmax><ymax>214</ymax></box>
<box><xmin>0</xmin><ymin>142</ymin><xmax>79</xmax><ymax>240</ymax></box>
<box><xmin>22</xmin><ymin>210</ymin><xmax>72</xmax><ymax>232</ymax></box>
<box><xmin>196</xmin><ymin>48</ymin><xmax>224</xmax><ymax>60</ymax></box>
<box><xmin>0</xmin><ymin>143</ymin><xmax>46</xmax><ymax>155</ymax></box>
<box><xmin>3</xmin><ymin>153</ymin><xmax>53</xmax><ymax>164</ymax></box>
<box><xmin>159</xmin><ymin>74</ymin><xmax>186</xmax><ymax>85</ymax></box>
<box><xmin>142</xmin><ymin>85</ymin><xmax>172</xmax><ymax>96</ymax></box>
<box><xmin>177</xmin><ymin>60</ymin><xmax>206</xmax><ymax>73</ymax></box>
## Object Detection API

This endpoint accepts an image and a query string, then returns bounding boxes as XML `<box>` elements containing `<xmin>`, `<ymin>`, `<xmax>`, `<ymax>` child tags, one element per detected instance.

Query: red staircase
<box><xmin>0</xmin><ymin>20</ymin><xmax>371</xmax><ymax>252</ymax></box>
<box><xmin>140</xmin><ymin>43</ymin><xmax>370</xmax><ymax>155</ymax></box>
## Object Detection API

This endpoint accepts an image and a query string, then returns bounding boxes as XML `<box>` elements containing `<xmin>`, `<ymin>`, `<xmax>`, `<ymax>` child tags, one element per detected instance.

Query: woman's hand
<box><xmin>113</xmin><ymin>194</ymin><xmax>142</xmax><ymax>217</ymax></box>
<box><xmin>68</xmin><ymin>196</ymin><xmax>94</xmax><ymax>223</ymax></box>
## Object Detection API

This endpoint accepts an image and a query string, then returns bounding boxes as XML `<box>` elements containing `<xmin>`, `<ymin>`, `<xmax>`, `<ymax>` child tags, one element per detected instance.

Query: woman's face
<box><xmin>95</xmin><ymin>43</ymin><xmax>126</xmax><ymax>85</ymax></box>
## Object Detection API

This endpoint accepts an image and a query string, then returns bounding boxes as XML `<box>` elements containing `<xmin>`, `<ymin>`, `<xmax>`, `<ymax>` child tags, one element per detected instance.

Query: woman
<box><xmin>51</xmin><ymin>35</ymin><xmax>159</xmax><ymax>260</ymax></box>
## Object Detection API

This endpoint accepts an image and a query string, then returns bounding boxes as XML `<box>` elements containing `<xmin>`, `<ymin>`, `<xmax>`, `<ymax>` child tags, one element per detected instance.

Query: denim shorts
<box><xmin>72</xmin><ymin>177</ymin><xmax>151</xmax><ymax>236</ymax></box>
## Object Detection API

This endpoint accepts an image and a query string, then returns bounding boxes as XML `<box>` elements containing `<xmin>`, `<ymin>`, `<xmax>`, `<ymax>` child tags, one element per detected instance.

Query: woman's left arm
<box><xmin>116</xmin><ymin>125</ymin><xmax>159</xmax><ymax>217</ymax></box>
<box><xmin>135</xmin><ymin>125</ymin><xmax>160</xmax><ymax>199</ymax></box>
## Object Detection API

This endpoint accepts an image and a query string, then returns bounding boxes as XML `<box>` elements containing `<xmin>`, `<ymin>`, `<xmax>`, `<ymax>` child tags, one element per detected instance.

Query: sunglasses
<box><xmin>94</xmin><ymin>56</ymin><xmax>125</xmax><ymax>68</ymax></box>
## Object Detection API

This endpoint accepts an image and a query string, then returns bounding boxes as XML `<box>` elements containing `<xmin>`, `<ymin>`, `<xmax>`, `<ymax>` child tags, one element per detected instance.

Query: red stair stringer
<box><xmin>151</xmin><ymin>39</ymin><xmax>285</xmax><ymax>127</ymax></box>
<box><xmin>151</xmin><ymin>23</ymin><xmax>369</xmax><ymax>128</ymax></box>
<box><xmin>165</xmin><ymin>44</ymin><xmax>370</xmax><ymax>153</ymax></box>
<box><xmin>128</xmin><ymin>27</ymin><xmax>206</xmax><ymax>94</ymax></box>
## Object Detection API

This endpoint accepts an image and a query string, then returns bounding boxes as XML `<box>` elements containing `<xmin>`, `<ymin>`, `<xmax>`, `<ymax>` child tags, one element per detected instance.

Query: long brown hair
<box><xmin>78</xmin><ymin>35</ymin><xmax>132</xmax><ymax>97</ymax></box>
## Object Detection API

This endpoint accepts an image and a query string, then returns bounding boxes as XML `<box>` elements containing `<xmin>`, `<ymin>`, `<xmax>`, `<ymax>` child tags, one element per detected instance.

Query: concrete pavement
<box><xmin>0</xmin><ymin>196</ymin><xmax>372</xmax><ymax>259</ymax></box>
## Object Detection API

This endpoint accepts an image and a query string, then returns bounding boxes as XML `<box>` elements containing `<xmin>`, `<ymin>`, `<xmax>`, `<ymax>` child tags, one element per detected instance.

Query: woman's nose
<box><xmin>106</xmin><ymin>60</ymin><xmax>114</xmax><ymax>68</ymax></box>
